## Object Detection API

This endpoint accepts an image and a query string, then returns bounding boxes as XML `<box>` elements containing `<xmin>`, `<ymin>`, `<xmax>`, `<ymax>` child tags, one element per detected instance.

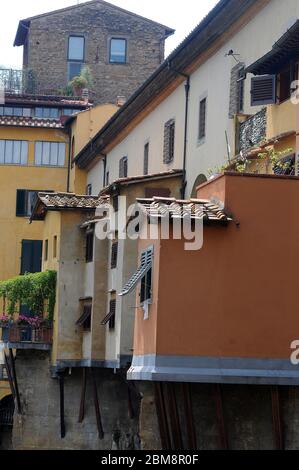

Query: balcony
<box><xmin>0</xmin><ymin>68</ymin><xmax>69</xmax><ymax>96</ymax></box>
<box><xmin>1</xmin><ymin>325</ymin><xmax>53</xmax><ymax>350</ymax></box>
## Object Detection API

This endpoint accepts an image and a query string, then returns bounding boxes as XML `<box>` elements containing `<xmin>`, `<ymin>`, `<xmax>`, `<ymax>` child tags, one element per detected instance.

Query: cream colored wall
<box><xmin>87</xmin><ymin>86</ymin><xmax>185</xmax><ymax>195</ymax></box>
<box><xmin>88</xmin><ymin>0</ymin><xmax>299</xmax><ymax>198</ymax></box>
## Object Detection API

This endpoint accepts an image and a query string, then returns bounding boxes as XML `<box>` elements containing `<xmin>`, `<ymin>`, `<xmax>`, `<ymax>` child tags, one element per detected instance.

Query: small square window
<box><xmin>110</xmin><ymin>38</ymin><xmax>127</xmax><ymax>64</ymax></box>
<box><xmin>53</xmin><ymin>236</ymin><xmax>58</xmax><ymax>259</ymax></box>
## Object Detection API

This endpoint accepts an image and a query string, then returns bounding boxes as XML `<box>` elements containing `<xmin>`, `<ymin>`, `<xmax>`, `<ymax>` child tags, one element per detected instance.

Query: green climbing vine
<box><xmin>0</xmin><ymin>270</ymin><xmax>57</xmax><ymax>321</ymax></box>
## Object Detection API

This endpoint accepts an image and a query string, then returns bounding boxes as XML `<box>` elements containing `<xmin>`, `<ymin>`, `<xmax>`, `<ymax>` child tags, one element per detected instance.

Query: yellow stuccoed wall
<box><xmin>69</xmin><ymin>104</ymin><xmax>118</xmax><ymax>194</ymax></box>
<box><xmin>0</xmin><ymin>126</ymin><xmax>69</xmax><ymax>283</ymax></box>
<box><xmin>266</xmin><ymin>100</ymin><xmax>297</xmax><ymax>141</ymax></box>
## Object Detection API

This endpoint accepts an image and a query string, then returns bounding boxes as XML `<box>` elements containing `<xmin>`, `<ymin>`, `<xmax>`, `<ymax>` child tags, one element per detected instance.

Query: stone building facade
<box><xmin>14</xmin><ymin>0</ymin><xmax>174</xmax><ymax>103</ymax></box>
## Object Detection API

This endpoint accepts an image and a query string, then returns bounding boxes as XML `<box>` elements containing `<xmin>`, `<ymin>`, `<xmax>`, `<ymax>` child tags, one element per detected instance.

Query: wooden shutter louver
<box><xmin>251</xmin><ymin>75</ymin><xmax>276</xmax><ymax>106</ymax></box>
<box><xmin>120</xmin><ymin>248</ymin><xmax>153</xmax><ymax>296</ymax></box>
<box><xmin>111</xmin><ymin>241</ymin><xmax>118</xmax><ymax>269</ymax></box>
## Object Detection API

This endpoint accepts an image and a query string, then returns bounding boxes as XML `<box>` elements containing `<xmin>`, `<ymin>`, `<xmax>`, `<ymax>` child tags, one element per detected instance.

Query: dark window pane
<box><xmin>144</xmin><ymin>143</ymin><xmax>149</xmax><ymax>175</ymax></box>
<box><xmin>86</xmin><ymin>231</ymin><xmax>94</xmax><ymax>263</ymax></box>
<box><xmin>140</xmin><ymin>268</ymin><xmax>152</xmax><ymax>304</ymax></box>
<box><xmin>111</xmin><ymin>242</ymin><xmax>118</xmax><ymax>269</ymax></box>
<box><xmin>68</xmin><ymin>63</ymin><xmax>83</xmax><ymax>81</ymax></box>
<box><xmin>16</xmin><ymin>189</ymin><xmax>26</xmax><ymax>217</ymax></box>
<box><xmin>21</xmin><ymin>240</ymin><xmax>42</xmax><ymax>275</ymax></box>
<box><xmin>110</xmin><ymin>38</ymin><xmax>127</xmax><ymax>63</ymax></box>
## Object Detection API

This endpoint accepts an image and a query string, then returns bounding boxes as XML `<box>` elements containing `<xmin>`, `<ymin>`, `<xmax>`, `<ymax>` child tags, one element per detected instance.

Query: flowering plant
<box><xmin>17</xmin><ymin>315</ymin><xmax>43</xmax><ymax>327</ymax></box>
<box><xmin>0</xmin><ymin>314</ymin><xmax>12</xmax><ymax>327</ymax></box>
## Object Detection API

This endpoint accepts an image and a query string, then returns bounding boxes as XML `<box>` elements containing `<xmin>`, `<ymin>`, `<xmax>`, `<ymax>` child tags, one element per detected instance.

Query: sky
<box><xmin>0</xmin><ymin>0</ymin><xmax>219</xmax><ymax>68</ymax></box>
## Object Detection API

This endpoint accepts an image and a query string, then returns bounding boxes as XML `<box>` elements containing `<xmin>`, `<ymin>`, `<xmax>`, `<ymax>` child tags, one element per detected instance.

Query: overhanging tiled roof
<box><xmin>0</xmin><ymin>116</ymin><xmax>65</xmax><ymax>129</ymax></box>
<box><xmin>100</xmin><ymin>169</ymin><xmax>183</xmax><ymax>195</ymax></box>
<box><xmin>246</xmin><ymin>19</ymin><xmax>299</xmax><ymax>75</ymax></box>
<box><xmin>75</xmin><ymin>0</ymin><xmax>259</xmax><ymax>169</ymax></box>
<box><xmin>137</xmin><ymin>197</ymin><xmax>231</xmax><ymax>223</ymax></box>
<box><xmin>31</xmin><ymin>192</ymin><xmax>109</xmax><ymax>221</ymax></box>
<box><xmin>4</xmin><ymin>93</ymin><xmax>91</xmax><ymax>108</ymax></box>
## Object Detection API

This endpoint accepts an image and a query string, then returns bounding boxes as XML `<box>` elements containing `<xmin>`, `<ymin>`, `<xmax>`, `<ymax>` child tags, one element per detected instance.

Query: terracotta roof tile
<box><xmin>0</xmin><ymin>116</ymin><xmax>65</xmax><ymax>129</ymax></box>
<box><xmin>38</xmin><ymin>192</ymin><xmax>107</xmax><ymax>209</ymax></box>
<box><xmin>136</xmin><ymin>197</ymin><xmax>231</xmax><ymax>223</ymax></box>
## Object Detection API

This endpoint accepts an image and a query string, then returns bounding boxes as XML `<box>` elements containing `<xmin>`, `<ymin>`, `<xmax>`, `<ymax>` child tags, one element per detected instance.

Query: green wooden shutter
<box><xmin>16</xmin><ymin>189</ymin><xmax>26</xmax><ymax>217</ymax></box>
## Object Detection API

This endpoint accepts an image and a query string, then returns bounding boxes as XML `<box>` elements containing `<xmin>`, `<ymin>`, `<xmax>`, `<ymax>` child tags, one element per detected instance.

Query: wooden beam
<box><xmin>214</xmin><ymin>384</ymin><xmax>229</xmax><ymax>450</ymax></box>
<box><xmin>78</xmin><ymin>367</ymin><xmax>87</xmax><ymax>423</ymax></box>
<box><xmin>182</xmin><ymin>383</ymin><xmax>197</xmax><ymax>450</ymax></box>
<box><xmin>271</xmin><ymin>385</ymin><xmax>284</xmax><ymax>450</ymax></box>
<box><xmin>154</xmin><ymin>382</ymin><xmax>171</xmax><ymax>450</ymax></box>
<box><xmin>91</xmin><ymin>368</ymin><xmax>104</xmax><ymax>439</ymax></box>
<box><xmin>59</xmin><ymin>374</ymin><xmax>66</xmax><ymax>439</ymax></box>
<box><xmin>3</xmin><ymin>351</ymin><xmax>15</xmax><ymax>400</ymax></box>
<box><xmin>8</xmin><ymin>349</ymin><xmax>21</xmax><ymax>414</ymax></box>
<box><xmin>166</xmin><ymin>383</ymin><xmax>183</xmax><ymax>450</ymax></box>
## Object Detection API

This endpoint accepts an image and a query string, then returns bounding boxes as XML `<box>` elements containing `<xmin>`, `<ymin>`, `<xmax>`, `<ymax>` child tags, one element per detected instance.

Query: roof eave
<box><xmin>14</xmin><ymin>20</ymin><xmax>30</xmax><ymax>47</ymax></box>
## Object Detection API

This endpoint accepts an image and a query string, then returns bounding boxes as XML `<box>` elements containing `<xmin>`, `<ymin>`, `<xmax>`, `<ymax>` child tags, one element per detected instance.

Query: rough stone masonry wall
<box><xmin>139</xmin><ymin>382</ymin><xmax>299</xmax><ymax>450</ymax></box>
<box><xmin>26</xmin><ymin>2</ymin><xmax>167</xmax><ymax>103</ymax></box>
<box><xmin>12</xmin><ymin>351</ymin><xmax>140</xmax><ymax>450</ymax></box>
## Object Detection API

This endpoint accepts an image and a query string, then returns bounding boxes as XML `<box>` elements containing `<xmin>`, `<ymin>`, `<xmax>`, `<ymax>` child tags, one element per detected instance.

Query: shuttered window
<box><xmin>76</xmin><ymin>304</ymin><xmax>92</xmax><ymax>331</ymax></box>
<box><xmin>101</xmin><ymin>299</ymin><xmax>116</xmax><ymax>330</ymax></box>
<box><xmin>20</xmin><ymin>240</ymin><xmax>42</xmax><ymax>275</ymax></box>
<box><xmin>35</xmin><ymin>142</ymin><xmax>66</xmax><ymax>167</ymax></box>
<box><xmin>144</xmin><ymin>142</ymin><xmax>149</xmax><ymax>175</ymax></box>
<box><xmin>120</xmin><ymin>247</ymin><xmax>153</xmax><ymax>297</ymax></box>
<box><xmin>0</xmin><ymin>140</ymin><xmax>28</xmax><ymax>165</ymax></box>
<box><xmin>250</xmin><ymin>75</ymin><xmax>276</xmax><ymax>106</ymax></box>
<box><xmin>163</xmin><ymin>119</ymin><xmax>175</xmax><ymax>164</ymax></box>
<box><xmin>111</xmin><ymin>242</ymin><xmax>118</xmax><ymax>269</ymax></box>
<box><xmin>119</xmin><ymin>156</ymin><xmax>128</xmax><ymax>178</ymax></box>
<box><xmin>16</xmin><ymin>189</ymin><xmax>51</xmax><ymax>217</ymax></box>
<box><xmin>198</xmin><ymin>98</ymin><xmax>207</xmax><ymax>140</ymax></box>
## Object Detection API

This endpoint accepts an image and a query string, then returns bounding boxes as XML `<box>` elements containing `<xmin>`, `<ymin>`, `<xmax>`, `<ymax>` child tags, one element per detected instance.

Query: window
<box><xmin>53</xmin><ymin>236</ymin><xmax>58</xmax><ymax>259</ymax></box>
<box><xmin>68</xmin><ymin>62</ymin><xmax>83</xmax><ymax>81</ymax></box>
<box><xmin>111</xmin><ymin>241</ymin><xmax>118</xmax><ymax>269</ymax></box>
<box><xmin>68</xmin><ymin>36</ymin><xmax>85</xmax><ymax>81</ymax></box>
<box><xmin>109</xmin><ymin>38</ymin><xmax>127</xmax><ymax>64</ymax></box>
<box><xmin>76</xmin><ymin>303</ymin><xmax>92</xmax><ymax>331</ymax></box>
<box><xmin>250</xmin><ymin>75</ymin><xmax>276</xmax><ymax>106</ymax></box>
<box><xmin>144</xmin><ymin>142</ymin><xmax>149</xmax><ymax>175</ymax></box>
<box><xmin>106</xmin><ymin>171</ymin><xmax>110</xmax><ymax>186</ymax></box>
<box><xmin>198</xmin><ymin>98</ymin><xmax>207</xmax><ymax>141</ymax></box>
<box><xmin>163</xmin><ymin>119</ymin><xmax>175</xmax><ymax>164</ymax></box>
<box><xmin>16</xmin><ymin>189</ymin><xmax>40</xmax><ymax>217</ymax></box>
<box><xmin>237</xmin><ymin>67</ymin><xmax>245</xmax><ymax>113</ymax></box>
<box><xmin>62</xmin><ymin>108</ymin><xmax>79</xmax><ymax>116</ymax></box>
<box><xmin>20</xmin><ymin>240</ymin><xmax>42</xmax><ymax>275</ymax></box>
<box><xmin>120</xmin><ymin>247</ymin><xmax>153</xmax><ymax>298</ymax></box>
<box><xmin>0</xmin><ymin>106</ymin><xmax>32</xmax><ymax>117</ymax></box>
<box><xmin>278</xmin><ymin>64</ymin><xmax>298</xmax><ymax>103</ymax></box>
<box><xmin>101</xmin><ymin>299</ymin><xmax>116</xmax><ymax>330</ymax></box>
<box><xmin>86</xmin><ymin>184</ymin><xmax>92</xmax><ymax>195</ymax></box>
<box><xmin>85</xmin><ymin>229</ymin><xmax>94</xmax><ymax>263</ymax></box>
<box><xmin>140</xmin><ymin>267</ymin><xmax>152</xmax><ymax>304</ymax></box>
<box><xmin>35</xmin><ymin>107</ymin><xmax>59</xmax><ymax>119</ymax></box>
<box><xmin>119</xmin><ymin>157</ymin><xmax>128</xmax><ymax>178</ymax></box>
<box><xmin>68</xmin><ymin>36</ymin><xmax>85</xmax><ymax>61</ymax></box>
<box><xmin>0</xmin><ymin>140</ymin><xmax>28</xmax><ymax>165</ymax></box>
<box><xmin>35</xmin><ymin>142</ymin><xmax>66</xmax><ymax>167</ymax></box>
<box><xmin>44</xmin><ymin>239</ymin><xmax>49</xmax><ymax>261</ymax></box>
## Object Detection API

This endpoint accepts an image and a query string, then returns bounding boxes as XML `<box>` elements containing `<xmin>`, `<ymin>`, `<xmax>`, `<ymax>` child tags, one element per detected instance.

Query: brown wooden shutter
<box><xmin>109</xmin><ymin>300</ymin><xmax>116</xmax><ymax>330</ymax></box>
<box><xmin>251</xmin><ymin>75</ymin><xmax>276</xmax><ymax>106</ymax></box>
<box><xmin>163</xmin><ymin>119</ymin><xmax>175</xmax><ymax>164</ymax></box>
<box><xmin>111</xmin><ymin>242</ymin><xmax>118</xmax><ymax>269</ymax></box>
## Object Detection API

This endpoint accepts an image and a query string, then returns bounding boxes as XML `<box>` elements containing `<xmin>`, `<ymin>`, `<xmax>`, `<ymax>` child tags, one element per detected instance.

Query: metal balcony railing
<box><xmin>0</xmin><ymin>68</ymin><xmax>38</xmax><ymax>95</ymax></box>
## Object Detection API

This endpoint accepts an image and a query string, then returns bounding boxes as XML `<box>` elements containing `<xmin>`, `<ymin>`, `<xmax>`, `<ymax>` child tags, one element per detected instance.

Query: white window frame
<box><xmin>0</xmin><ymin>140</ymin><xmax>28</xmax><ymax>165</ymax></box>
<box><xmin>35</xmin><ymin>141</ymin><xmax>66</xmax><ymax>167</ymax></box>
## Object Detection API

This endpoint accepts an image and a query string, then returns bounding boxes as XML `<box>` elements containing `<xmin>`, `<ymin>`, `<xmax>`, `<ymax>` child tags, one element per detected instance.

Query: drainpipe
<box><xmin>67</xmin><ymin>129</ymin><xmax>72</xmax><ymax>193</ymax></box>
<box><xmin>102</xmin><ymin>154</ymin><xmax>107</xmax><ymax>188</ymax></box>
<box><xmin>167</xmin><ymin>60</ymin><xmax>190</xmax><ymax>199</ymax></box>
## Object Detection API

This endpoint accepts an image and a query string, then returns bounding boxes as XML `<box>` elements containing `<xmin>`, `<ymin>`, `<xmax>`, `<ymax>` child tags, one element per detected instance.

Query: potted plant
<box><xmin>70</xmin><ymin>75</ymin><xmax>88</xmax><ymax>97</ymax></box>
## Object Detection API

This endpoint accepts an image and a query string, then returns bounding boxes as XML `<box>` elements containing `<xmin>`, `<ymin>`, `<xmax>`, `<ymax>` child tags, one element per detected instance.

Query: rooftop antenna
<box><xmin>225</xmin><ymin>49</ymin><xmax>240</xmax><ymax>63</ymax></box>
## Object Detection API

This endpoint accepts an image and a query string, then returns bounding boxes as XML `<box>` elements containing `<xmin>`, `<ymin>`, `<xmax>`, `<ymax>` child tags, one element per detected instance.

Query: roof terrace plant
<box><xmin>0</xmin><ymin>270</ymin><xmax>56</xmax><ymax>322</ymax></box>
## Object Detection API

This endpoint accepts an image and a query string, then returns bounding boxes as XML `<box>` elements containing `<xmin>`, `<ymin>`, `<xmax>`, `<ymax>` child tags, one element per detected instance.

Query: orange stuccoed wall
<box><xmin>133</xmin><ymin>173</ymin><xmax>299</xmax><ymax>364</ymax></box>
